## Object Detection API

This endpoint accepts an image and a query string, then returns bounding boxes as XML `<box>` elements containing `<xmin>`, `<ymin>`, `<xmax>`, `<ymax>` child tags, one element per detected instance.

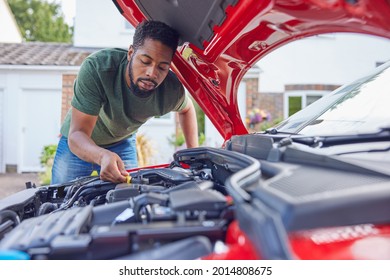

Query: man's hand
<box><xmin>98</xmin><ymin>150</ymin><xmax>129</xmax><ymax>183</ymax></box>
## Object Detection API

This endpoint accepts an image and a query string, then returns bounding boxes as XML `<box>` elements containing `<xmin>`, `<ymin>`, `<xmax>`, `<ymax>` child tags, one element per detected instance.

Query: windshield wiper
<box><xmin>292</xmin><ymin>127</ymin><xmax>390</xmax><ymax>148</ymax></box>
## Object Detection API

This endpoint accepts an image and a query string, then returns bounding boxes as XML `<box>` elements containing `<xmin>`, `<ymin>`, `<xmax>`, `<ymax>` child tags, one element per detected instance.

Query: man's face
<box><xmin>127</xmin><ymin>38</ymin><xmax>174</xmax><ymax>95</ymax></box>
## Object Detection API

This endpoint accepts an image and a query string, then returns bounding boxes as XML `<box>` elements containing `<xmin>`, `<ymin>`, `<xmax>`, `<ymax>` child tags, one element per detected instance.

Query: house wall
<box><xmin>0</xmin><ymin>0</ymin><xmax>22</xmax><ymax>43</ymax></box>
<box><xmin>245</xmin><ymin>76</ymin><xmax>283</xmax><ymax>127</ymax></box>
<box><xmin>257</xmin><ymin>33</ymin><xmax>390</xmax><ymax>93</ymax></box>
<box><xmin>61</xmin><ymin>74</ymin><xmax>77</xmax><ymax>122</ymax></box>
<box><xmin>73</xmin><ymin>0</ymin><xmax>134</xmax><ymax>49</ymax></box>
<box><xmin>256</xmin><ymin>91</ymin><xmax>284</xmax><ymax>124</ymax></box>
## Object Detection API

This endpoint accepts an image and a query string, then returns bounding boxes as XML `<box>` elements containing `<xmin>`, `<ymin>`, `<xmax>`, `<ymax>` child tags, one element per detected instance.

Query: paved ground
<box><xmin>0</xmin><ymin>173</ymin><xmax>41</xmax><ymax>199</ymax></box>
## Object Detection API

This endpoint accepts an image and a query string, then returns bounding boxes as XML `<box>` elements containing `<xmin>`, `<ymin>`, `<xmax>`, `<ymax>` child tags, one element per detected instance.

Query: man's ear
<box><xmin>127</xmin><ymin>45</ymin><xmax>134</xmax><ymax>61</ymax></box>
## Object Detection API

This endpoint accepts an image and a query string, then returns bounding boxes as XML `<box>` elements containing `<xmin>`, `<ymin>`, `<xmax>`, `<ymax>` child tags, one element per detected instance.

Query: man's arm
<box><xmin>68</xmin><ymin>107</ymin><xmax>128</xmax><ymax>182</ymax></box>
<box><xmin>178</xmin><ymin>98</ymin><xmax>199</xmax><ymax>148</ymax></box>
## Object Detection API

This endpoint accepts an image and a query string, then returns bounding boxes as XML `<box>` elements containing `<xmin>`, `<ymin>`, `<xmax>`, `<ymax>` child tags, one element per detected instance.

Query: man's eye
<box><xmin>159</xmin><ymin>66</ymin><xmax>169</xmax><ymax>71</ymax></box>
<box><xmin>141</xmin><ymin>60</ymin><xmax>151</xmax><ymax>65</ymax></box>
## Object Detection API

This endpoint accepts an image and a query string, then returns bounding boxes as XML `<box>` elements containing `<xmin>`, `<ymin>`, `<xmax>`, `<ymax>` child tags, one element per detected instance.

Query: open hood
<box><xmin>113</xmin><ymin>0</ymin><xmax>390</xmax><ymax>140</ymax></box>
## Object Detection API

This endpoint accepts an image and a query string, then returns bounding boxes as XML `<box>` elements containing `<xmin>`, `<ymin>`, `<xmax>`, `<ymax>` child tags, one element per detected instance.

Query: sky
<box><xmin>51</xmin><ymin>0</ymin><xmax>76</xmax><ymax>26</ymax></box>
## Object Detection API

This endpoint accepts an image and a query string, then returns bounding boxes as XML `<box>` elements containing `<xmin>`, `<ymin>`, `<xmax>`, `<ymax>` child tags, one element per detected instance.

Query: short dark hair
<box><xmin>132</xmin><ymin>20</ymin><xmax>180</xmax><ymax>55</ymax></box>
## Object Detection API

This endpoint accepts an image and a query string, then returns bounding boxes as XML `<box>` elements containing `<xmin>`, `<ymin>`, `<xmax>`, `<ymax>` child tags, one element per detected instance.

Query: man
<box><xmin>51</xmin><ymin>20</ymin><xmax>198</xmax><ymax>184</ymax></box>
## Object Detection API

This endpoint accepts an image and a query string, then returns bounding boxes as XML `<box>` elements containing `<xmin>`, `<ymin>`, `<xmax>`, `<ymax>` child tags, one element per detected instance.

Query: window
<box><xmin>285</xmin><ymin>91</ymin><xmax>327</xmax><ymax>118</ymax></box>
<box><xmin>288</xmin><ymin>96</ymin><xmax>302</xmax><ymax>116</ymax></box>
<box><xmin>307</xmin><ymin>95</ymin><xmax>322</xmax><ymax>106</ymax></box>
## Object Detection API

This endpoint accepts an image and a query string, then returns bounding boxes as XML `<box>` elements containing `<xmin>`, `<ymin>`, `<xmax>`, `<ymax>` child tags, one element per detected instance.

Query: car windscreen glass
<box><xmin>275</xmin><ymin>62</ymin><xmax>390</xmax><ymax>135</ymax></box>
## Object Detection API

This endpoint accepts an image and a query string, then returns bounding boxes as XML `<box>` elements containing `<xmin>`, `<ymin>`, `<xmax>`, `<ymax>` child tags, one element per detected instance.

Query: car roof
<box><xmin>113</xmin><ymin>0</ymin><xmax>390</xmax><ymax>140</ymax></box>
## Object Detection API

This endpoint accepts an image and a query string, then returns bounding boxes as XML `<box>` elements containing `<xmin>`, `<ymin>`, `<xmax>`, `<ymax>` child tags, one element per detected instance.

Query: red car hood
<box><xmin>113</xmin><ymin>0</ymin><xmax>390</xmax><ymax>140</ymax></box>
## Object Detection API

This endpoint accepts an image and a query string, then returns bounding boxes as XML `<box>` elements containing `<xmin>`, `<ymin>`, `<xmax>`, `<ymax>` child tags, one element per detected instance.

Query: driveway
<box><xmin>0</xmin><ymin>173</ymin><xmax>41</xmax><ymax>199</ymax></box>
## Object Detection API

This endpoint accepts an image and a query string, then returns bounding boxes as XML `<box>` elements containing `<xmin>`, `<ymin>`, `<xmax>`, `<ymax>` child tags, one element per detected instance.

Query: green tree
<box><xmin>8</xmin><ymin>0</ymin><xmax>73</xmax><ymax>42</ymax></box>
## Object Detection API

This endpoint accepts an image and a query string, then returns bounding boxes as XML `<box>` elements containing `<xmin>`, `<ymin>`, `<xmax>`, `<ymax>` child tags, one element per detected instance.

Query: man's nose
<box><xmin>146</xmin><ymin>65</ymin><xmax>158</xmax><ymax>79</ymax></box>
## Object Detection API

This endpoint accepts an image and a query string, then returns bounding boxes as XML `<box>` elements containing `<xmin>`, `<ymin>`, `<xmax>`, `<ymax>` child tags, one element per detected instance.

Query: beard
<box><xmin>128</xmin><ymin>57</ymin><xmax>158</xmax><ymax>96</ymax></box>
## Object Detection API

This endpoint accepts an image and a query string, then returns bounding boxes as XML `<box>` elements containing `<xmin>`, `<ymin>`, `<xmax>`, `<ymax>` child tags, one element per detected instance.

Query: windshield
<box><xmin>274</xmin><ymin>61</ymin><xmax>390</xmax><ymax>135</ymax></box>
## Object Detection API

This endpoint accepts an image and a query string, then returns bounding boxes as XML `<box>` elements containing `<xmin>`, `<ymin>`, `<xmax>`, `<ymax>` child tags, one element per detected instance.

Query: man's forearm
<box><xmin>68</xmin><ymin>131</ymin><xmax>106</xmax><ymax>165</ymax></box>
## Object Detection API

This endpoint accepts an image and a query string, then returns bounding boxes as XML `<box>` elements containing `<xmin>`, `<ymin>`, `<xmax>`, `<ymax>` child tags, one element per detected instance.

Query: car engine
<box><xmin>0</xmin><ymin>147</ymin><xmax>259</xmax><ymax>260</ymax></box>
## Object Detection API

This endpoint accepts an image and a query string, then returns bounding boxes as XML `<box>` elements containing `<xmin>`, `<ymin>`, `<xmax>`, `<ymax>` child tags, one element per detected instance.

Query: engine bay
<box><xmin>0</xmin><ymin>147</ymin><xmax>260</xmax><ymax>259</ymax></box>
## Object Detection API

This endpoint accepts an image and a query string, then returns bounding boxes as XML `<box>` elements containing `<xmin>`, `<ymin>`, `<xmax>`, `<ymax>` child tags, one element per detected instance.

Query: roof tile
<box><xmin>0</xmin><ymin>42</ymin><xmax>101</xmax><ymax>66</ymax></box>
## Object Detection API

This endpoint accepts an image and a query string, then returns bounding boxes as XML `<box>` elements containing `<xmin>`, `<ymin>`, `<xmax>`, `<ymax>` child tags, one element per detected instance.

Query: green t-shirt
<box><xmin>61</xmin><ymin>48</ymin><xmax>187</xmax><ymax>146</ymax></box>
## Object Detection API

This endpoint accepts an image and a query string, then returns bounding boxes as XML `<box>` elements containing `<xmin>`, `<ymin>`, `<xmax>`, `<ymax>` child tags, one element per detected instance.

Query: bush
<box><xmin>168</xmin><ymin>131</ymin><xmax>185</xmax><ymax>148</ymax></box>
<box><xmin>39</xmin><ymin>144</ymin><xmax>57</xmax><ymax>185</ymax></box>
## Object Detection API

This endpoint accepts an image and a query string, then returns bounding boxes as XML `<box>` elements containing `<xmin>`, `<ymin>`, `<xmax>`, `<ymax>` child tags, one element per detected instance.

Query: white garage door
<box><xmin>20</xmin><ymin>89</ymin><xmax>61</xmax><ymax>172</ymax></box>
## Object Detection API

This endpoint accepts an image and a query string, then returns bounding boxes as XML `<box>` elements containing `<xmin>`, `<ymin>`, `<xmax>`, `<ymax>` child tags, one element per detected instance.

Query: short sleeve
<box><xmin>71</xmin><ymin>58</ymin><xmax>105</xmax><ymax>116</ymax></box>
<box><xmin>172</xmin><ymin>84</ymin><xmax>188</xmax><ymax>112</ymax></box>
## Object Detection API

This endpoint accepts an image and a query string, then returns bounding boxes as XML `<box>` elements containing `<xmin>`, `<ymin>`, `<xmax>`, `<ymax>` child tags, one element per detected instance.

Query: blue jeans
<box><xmin>51</xmin><ymin>135</ymin><xmax>138</xmax><ymax>184</ymax></box>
